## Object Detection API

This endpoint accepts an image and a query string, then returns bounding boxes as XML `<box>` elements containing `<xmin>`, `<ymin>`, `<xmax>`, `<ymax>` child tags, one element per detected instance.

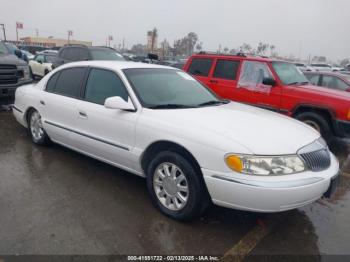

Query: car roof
<box><xmin>189</xmin><ymin>53</ymin><xmax>286</xmax><ymax>63</ymax></box>
<box><xmin>57</xmin><ymin>60</ymin><xmax>176</xmax><ymax>71</ymax></box>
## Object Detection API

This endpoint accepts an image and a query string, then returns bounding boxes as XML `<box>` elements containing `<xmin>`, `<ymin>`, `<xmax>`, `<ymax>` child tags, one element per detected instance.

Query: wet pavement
<box><xmin>1</xmin><ymin>107</ymin><xmax>350</xmax><ymax>258</ymax></box>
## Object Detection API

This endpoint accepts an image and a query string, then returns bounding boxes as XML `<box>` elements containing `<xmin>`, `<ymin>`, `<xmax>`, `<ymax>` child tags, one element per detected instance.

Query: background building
<box><xmin>20</xmin><ymin>36</ymin><xmax>92</xmax><ymax>47</ymax></box>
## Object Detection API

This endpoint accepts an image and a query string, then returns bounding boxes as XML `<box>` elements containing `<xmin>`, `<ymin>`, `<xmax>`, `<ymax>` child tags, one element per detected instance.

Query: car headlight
<box><xmin>225</xmin><ymin>154</ymin><xmax>305</xmax><ymax>176</ymax></box>
<box><xmin>17</xmin><ymin>65</ymin><xmax>31</xmax><ymax>80</ymax></box>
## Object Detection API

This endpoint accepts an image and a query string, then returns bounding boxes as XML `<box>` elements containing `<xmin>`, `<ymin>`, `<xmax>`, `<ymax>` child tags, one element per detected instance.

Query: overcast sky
<box><xmin>1</xmin><ymin>0</ymin><xmax>349</xmax><ymax>62</ymax></box>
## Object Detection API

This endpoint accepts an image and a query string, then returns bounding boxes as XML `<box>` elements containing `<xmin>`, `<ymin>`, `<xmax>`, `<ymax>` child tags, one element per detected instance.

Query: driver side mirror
<box><xmin>262</xmin><ymin>77</ymin><xmax>276</xmax><ymax>86</ymax></box>
<box><xmin>104</xmin><ymin>96</ymin><xmax>135</xmax><ymax>111</ymax></box>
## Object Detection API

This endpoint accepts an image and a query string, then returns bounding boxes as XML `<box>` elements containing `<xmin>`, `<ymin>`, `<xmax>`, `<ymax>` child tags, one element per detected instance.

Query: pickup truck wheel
<box><xmin>28</xmin><ymin>109</ymin><xmax>50</xmax><ymax>145</ymax></box>
<box><xmin>146</xmin><ymin>151</ymin><xmax>208</xmax><ymax>221</ymax></box>
<box><xmin>295</xmin><ymin>112</ymin><xmax>333</xmax><ymax>142</ymax></box>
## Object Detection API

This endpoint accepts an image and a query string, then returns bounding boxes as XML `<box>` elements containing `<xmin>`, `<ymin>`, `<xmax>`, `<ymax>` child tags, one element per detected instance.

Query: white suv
<box><xmin>13</xmin><ymin>61</ymin><xmax>339</xmax><ymax>220</ymax></box>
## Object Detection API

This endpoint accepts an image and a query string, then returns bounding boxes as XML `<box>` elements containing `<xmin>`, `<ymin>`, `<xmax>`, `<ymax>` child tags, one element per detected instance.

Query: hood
<box><xmin>0</xmin><ymin>53</ymin><xmax>27</xmax><ymax>66</ymax></box>
<box><xmin>143</xmin><ymin>102</ymin><xmax>320</xmax><ymax>155</ymax></box>
<box><xmin>296</xmin><ymin>84</ymin><xmax>350</xmax><ymax>99</ymax></box>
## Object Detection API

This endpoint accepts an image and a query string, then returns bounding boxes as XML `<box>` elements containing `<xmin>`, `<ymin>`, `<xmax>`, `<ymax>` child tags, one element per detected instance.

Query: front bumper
<box><xmin>0</xmin><ymin>79</ymin><xmax>32</xmax><ymax>97</ymax></box>
<box><xmin>334</xmin><ymin>119</ymin><xmax>350</xmax><ymax>138</ymax></box>
<box><xmin>202</xmin><ymin>153</ymin><xmax>339</xmax><ymax>212</ymax></box>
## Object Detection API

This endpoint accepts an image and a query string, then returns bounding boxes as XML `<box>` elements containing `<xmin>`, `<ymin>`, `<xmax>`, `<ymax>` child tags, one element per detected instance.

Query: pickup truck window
<box><xmin>213</xmin><ymin>59</ymin><xmax>240</xmax><ymax>80</ymax></box>
<box><xmin>188</xmin><ymin>58</ymin><xmax>213</xmax><ymax>77</ymax></box>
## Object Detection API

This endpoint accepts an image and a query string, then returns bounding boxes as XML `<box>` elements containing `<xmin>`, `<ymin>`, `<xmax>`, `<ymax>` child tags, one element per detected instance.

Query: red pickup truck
<box><xmin>183</xmin><ymin>53</ymin><xmax>350</xmax><ymax>141</ymax></box>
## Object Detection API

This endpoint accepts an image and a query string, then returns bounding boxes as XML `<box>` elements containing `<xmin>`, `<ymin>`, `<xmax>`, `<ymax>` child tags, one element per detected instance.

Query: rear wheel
<box><xmin>28</xmin><ymin>109</ymin><xmax>50</xmax><ymax>145</ymax></box>
<box><xmin>44</xmin><ymin>69</ymin><xmax>49</xmax><ymax>75</ymax></box>
<box><xmin>146</xmin><ymin>151</ymin><xmax>209</xmax><ymax>221</ymax></box>
<box><xmin>295</xmin><ymin>112</ymin><xmax>333</xmax><ymax>142</ymax></box>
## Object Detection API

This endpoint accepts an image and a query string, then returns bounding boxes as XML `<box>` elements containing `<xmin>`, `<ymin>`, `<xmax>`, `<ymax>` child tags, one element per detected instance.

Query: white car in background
<box><xmin>12</xmin><ymin>61</ymin><xmax>339</xmax><ymax>220</ymax></box>
<box><xmin>29</xmin><ymin>53</ymin><xmax>56</xmax><ymax>78</ymax></box>
<box><xmin>294</xmin><ymin>62</ymin><xmax>315</xmax><ymax>72</ymax></box>
<box><xmin>311</xmin><ymin>63</ymin><xmax>333</xmax><ymax>72</ymax></box>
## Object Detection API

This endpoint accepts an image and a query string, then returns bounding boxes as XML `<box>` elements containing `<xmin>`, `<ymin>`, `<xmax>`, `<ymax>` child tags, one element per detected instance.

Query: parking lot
<box><xmin>1</xmin><ymin>107</ymin><xmax>350</xmax><ymax>259</ymax></box>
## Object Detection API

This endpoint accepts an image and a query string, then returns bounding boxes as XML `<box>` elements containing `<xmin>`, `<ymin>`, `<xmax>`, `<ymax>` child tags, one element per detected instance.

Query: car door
<box><xmin>236</xmin><ymin>60</ymin><xmax>281</xmax><ymax>109</ymax></box>
<box><xmin>40</xmin><ymin>67</ymin><xmax>87</xmax><ymax>146</ymax></box>
<box><xmin>208</xmin><ymin>58</ymin><xmax>241</xmax><ymax>100</ymax></box>
<box><xmin>186</xmin><ymin>57</ymin><xmax>214</xmax><ymax>88</ymax></box>
<box><xmin>31</xmin><ymin>54</ymin><xmax>45</xmax><ymax>76</ymax></box>
<box><xmin>73</xmin><ymin>67</ymin><xmax>138</xmax><ymax>169</ymax></box>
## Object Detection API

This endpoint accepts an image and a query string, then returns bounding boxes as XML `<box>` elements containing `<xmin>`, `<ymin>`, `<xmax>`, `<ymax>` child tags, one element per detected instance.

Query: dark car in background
<box><xmin>52</xmin><ymin>45</ymin><xmax>125</xmax><ymax>69</ymax></box>
<box><xmin>0</xmin><ymin>41</ymin><xmax>32</xmax><ymax>99</ymax></box>
<box><xmin>305</xmin><ymin>71</ymin><xmax>350</xmax><ymax>92</ymax></box>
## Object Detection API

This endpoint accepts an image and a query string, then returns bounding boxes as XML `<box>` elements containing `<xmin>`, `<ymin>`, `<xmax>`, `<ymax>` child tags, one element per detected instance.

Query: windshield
<box><xmin>90</xmin><ymin>49</ymin><xmax>125</xmax><ymax>61</ymax></box>
<box><xmin>0</xmin><ymin>42</ymin><xmax>9</xmax><ymax>54</ymax></box>
<box><xmin>272</xmin><ymin>62</ymin><xmax>309</xmax><ymax>85</ymax></box>
<box><xmin>123</xmin><ymin>68</ymin><xmax>221</xmax><ymax>108</ymax></box>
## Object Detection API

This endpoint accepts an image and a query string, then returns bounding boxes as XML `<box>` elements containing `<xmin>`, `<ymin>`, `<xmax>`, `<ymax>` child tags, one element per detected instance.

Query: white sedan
<box><xmin>12</xmin><ymin>61</ymin><xmax>339</xmax><ymax>220</ymax></box>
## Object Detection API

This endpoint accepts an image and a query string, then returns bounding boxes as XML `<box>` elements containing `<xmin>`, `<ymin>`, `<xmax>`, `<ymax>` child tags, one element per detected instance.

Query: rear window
<box><xmin>213</xmin><ymin>59</ymin><xmax>240</xmax><ymax>80</ymax></box>
<box><xmin>188</xmin><ymin>58</ymin><xmax>213</xmax><ymax>77</ymax></box>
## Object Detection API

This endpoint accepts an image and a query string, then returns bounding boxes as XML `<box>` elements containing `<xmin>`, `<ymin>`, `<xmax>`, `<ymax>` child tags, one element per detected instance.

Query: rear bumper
<box><xmin>334</xmin><ymin>120</ymin><xmax>350</xmax><ymax>138</ymax></box>
<box><xmin>0</xmin><ymin>80</ymin><xmax>32</xmax><ymax>97</ymax></box>
<box><xmin>202</xmin><ymin>153</ymin><xmax>339</xmax><ymax>212</ymax></box>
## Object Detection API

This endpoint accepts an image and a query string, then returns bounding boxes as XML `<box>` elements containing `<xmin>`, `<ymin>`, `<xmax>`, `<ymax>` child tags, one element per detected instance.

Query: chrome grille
<box><xmin>299</xmin><ymin>149</ymin><xmax>330</xmax><ymax>172</ymax></box>
<box><xmin>0</xmin><ymin>64</ymin><xmax>18</xmax><ymax>85</ymax></box>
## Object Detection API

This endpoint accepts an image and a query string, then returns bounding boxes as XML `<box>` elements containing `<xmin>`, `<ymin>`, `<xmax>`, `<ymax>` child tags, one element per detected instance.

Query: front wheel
<box><xmin>28</xmin><ymin>109</ymin><xmax>50</xmax><ymax>145</ymax></box>
<box><xmin>295</xmin><ymin>112</ymin><xmax>333</xmax><ymax>142</ymax></box>
<box><xmin>146</xmin><ymin>151</ymin><xmax>209</xmax><ymax>221</ymax></box>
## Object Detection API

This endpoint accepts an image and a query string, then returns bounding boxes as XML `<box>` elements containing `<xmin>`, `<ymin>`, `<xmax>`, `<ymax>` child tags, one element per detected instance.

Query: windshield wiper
<box><xmin>288</xmin><ymin>81</ymin><xmax>309</xmax><ymax>86</ymax></box>
<box><xmin>197</xmin><ymin>99</ymin><xmax>230</xmax><ymax>107</ymax></box>
<box><xmin>148</xmin><ymin>104</ymin><xmax>196</xmax><ymax>109</ymax></box>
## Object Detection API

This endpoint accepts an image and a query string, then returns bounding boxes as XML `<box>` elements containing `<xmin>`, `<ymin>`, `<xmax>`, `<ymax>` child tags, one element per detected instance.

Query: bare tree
<box><xmin>195</xmin><ymin>42</ymin><xmax>203</xmax><ymax>53</ymax></box>
<box><xmin>256</xmin><ymin>42</ymin><xmax>269</xmax><ymax>56</ymax></box>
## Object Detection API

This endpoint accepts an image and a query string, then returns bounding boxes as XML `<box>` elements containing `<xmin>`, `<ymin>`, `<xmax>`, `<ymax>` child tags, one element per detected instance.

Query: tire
<box><xmin>28</xmin><ymin>109</ymin><xmax>50</xmax><ymax>145</ymax></box>
<box><xmin>146</xmin><ymin>151</ymin><xmax>209</xmax><ymax>221</ymax></box>
<box><xmin>295</xmin><ymin>112</ymin><xmax>333</xmax><ymax>142</ymax></box>
<box><xmin>44</xmin><ymin>69</ymin><xmax>49</xmax><ymax>75</ymax></box>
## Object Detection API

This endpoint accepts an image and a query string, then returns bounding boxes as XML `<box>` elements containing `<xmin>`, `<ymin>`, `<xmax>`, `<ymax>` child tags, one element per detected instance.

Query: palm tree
<box><xmin>150</xmin><ymin>27</ymin><xmax>158</xmax><ymax>52</ymax></box>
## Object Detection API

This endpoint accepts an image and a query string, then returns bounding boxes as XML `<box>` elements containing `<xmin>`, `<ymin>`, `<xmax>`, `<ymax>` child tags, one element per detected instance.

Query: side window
<box><xmin>79</xmin><ymin>48</ymin><xmax>90</xmax><ymax>60</ymax></box>
<box><xmin>53</xmin><ymin>67</ymin><xmax>86</xmax><ymax>98</ymax></box>
<box><xmin>188</xmin><ymin>58</ymin><xmax>213</xmax><ymax>77</ymax></box>
<box><xmin>46</xmin><ymin>72</ymin><xmax>60</xmax><ymax>92</ymax></box>
<box><xmin>238</xmin><ymin>61</ymin><xmax>274</xmax><ymax>92</ymax></box>
<box><xmin>35</xmin><ymin>54</ymin><xmax>44</xmax><ymax>62</ymax></box>
<box><xmin>84</xmin><ymin>68</ymin><xmax>129</xmax><ymax>105</ymax></box>
<box><xmin>323</xmin><ymin>76</ymin><xmax>349</xmax><ymax>91</ymax></box>
<box><xmin>64</xmin><ymin>48</ymin><xmax>80</xmax><ymax>61</ymax></box>
<box><xmin>322</xmin><ymin>76</ymin><xmax>337</xmax><ymax>89</ymax></box>
<box><xmin>213</xmin><ymin>59</ymin><xmax>240</xmax><ymax>80</ymax></box>
<box><xmin>306</xmin><ymin>74</ymin><xmax>320</xmax><ymax>85</ymax></box>
<box><xmin>60</xmin><ymin>49</ymin><xmax>68</xmax><ymax>59</ymax></box>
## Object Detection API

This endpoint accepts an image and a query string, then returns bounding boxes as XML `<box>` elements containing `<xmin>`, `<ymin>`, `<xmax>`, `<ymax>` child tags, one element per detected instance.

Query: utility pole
<box><xmin>0</xmin><ymin>23</ymin><xmax>6</xmax><ymax>41</ymax></box>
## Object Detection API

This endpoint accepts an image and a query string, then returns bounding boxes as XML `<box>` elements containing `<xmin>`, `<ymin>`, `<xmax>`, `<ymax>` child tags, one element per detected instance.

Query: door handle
<box><xmin>40</xmin><ymin>100</ymin><xmax>45</xmax><ymax>106</ymax></box>
<box><xmin>209</xmin><ymin>80</ymin><xmax>218</xmax><ymax>84</ymax></box>
<box><xmin>78</xmin><ymin>111</ymin><xmax>87</xmax><ymax>118</ymax></box>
